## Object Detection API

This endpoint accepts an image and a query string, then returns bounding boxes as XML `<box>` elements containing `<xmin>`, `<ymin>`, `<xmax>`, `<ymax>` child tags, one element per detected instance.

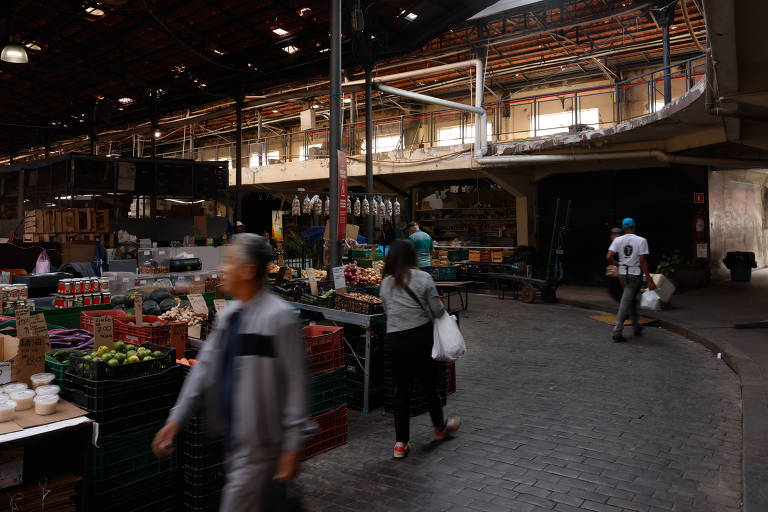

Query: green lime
<box><xmin>107</xmin><ymin>359</ymin><xmax>119</xmax><ymax>366</ymax></box>
<box><xmin>113</xmin><ymin>341</ymin><xmax>126</xmax><ymax>353</ymax></box>
<box><xmin>142</xmin><ymin>356</ymin><xmax>154</xmax><ymax>361</ymax></box>
<box><xmin>152</xmin><ymin>351</ymin><xmax>163</xmax><ymax>358</ymax></box>
<box><xmin>126</xmin><ymin>351</ymin><xmax>137</xmax><ymax>359</ymax></box>
<box><xmin>100</xmin><ymin>354</ymin><xmax>113</xmax><ymax>362</ymax></box>
<box><xmin>126</xmin><ymin>355</ymin><xmax>140</xmax><ymax>364</ymax></box>
<box><xmin>84</xmin><ymin>355</ymin><xmax>93</xmax><ymax>361</ymax></box>
<box><xmin>115</xmin><ymin>353</ymin><xmax>126</xmax><ymax>363</ymax></box>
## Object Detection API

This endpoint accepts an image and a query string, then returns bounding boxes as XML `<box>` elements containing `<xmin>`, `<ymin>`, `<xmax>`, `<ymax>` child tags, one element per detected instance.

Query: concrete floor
<box><xmin>298</xmin><ymin>295</ymin><xmax>742</xmax><ymax>512</ymax></box>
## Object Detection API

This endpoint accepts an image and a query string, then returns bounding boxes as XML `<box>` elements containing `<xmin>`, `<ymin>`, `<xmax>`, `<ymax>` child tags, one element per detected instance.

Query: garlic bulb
<box><xmin>291</xmin><ymin>195</ymin><xmax>301</xmax><ymax>216</ymax></box>
<box><xmin>371</xmin><ymin>197</ymin><xmax>378</xmax><ymax>217</ymax></box>
<box><xmin>385</xmin><ymin>199</ymin><xmax>393</xmax><ymax>217</ymax></box>
<box><xmin>324</xmin><ymin>196</ymin><xmax>330</xmax><ymax>216</ymax></box>
<box><xmin>353</xmin><ymin>198</ymin><xmax>361</xmax><ymax>216</ymax></box>
<box><xmin>394</xmin><ymin>198</ymin><xmax>401</xmax><ymax>216</ymax></box>
<box><xmin>362</xmin><ymin>197</ymin><xmax>370</xmax><ymax>216</ymax></box>
<box><xmin>302</xmin><ymin>195</ymin><xmax>311</xmax><ymax>215</ymax></box>
<box><xmin>347</xmin><ymin>195</ymin><xmax>352</xmax><ymax>214</ymax></box>
<box><xmin>312</xmin><ymin>195</ymin><xmax>322</xmax><ymax>215</ymax></box>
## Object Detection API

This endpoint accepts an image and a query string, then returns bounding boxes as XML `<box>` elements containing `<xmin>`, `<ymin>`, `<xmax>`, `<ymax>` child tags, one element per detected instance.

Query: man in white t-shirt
<box><xmin>606</xmin><ymin>218</ymin><xmax>656</xmax><ymax>342</ymax></box>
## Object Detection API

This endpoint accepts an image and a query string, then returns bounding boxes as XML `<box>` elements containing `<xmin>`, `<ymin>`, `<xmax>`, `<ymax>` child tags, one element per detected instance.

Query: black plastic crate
<box><xmin>183</xmin><ymin>489</ymin><xmax>222</xmax><ymax>512</ymax></box>
<box><xmin>346</xmin><ymin>385</ymin><xmax>384</xmax><ymax>411</ymax></box>
<box><xmin>310</xmin><ymin>368</ymin><xmax>346</xmax><ymax>416</ymax></box>
<box><xmin>69</xmin><ymin>342</ymin><xmax>176</xmax><ymax>380</ymax></box>
<box><xmin>64</xmin><ymin>366</ymin><xmax>181</xmax><ymax>434</ymax></box>
<box><xmin>82</xmin><ymin>468</ymin><xmax>178</xmax><ymax>512</ymax></box>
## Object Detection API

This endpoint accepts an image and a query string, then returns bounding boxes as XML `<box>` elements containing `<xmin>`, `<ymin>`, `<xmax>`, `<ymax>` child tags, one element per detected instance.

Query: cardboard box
<box><xmin>323</xmin><ymin>222</ymin><xmax>360</xmax><ymax>241</ymax></box>
<box><xmin>0</xmin><ymin>333</ymin><xmax>48</xmax><ymax>386</ymax></box>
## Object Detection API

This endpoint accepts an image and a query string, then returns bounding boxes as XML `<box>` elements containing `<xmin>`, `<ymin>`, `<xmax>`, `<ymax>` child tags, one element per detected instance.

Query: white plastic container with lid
<box><xmin>0</xmin><ymin>401</ymin><xmax>17</xmax><ymax>422</ymax></box>
<box><xmin>2</xmin><ymin>383</ymin><xmax>28</xmax><ymax>395</ymax></box>
<box><xmin>35</xmin><ymin>385</ymin><xmax>60</xmax><ymax>396</ymax></box>
<box><xmin>34</xmin><ymin>394</ymin><xmax>59</xmax><ymax>415</ymax></box>
<box><xmin>30</xmin><ymin>373</ymin><xmax>55</xmax><ymax>389</ymax></box>
<box><xmin>10</xmin><ymin>390</ymin><xmax>35</xmax><ymax>411</ymax></box>
<box><xmin>0</xmin><ymin>393</ymin><xmax>9</xmax><ymax>402</ymax></box>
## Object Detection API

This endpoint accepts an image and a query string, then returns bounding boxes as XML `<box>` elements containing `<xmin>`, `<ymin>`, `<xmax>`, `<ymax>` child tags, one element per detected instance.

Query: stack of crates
<box><xmin>304</xmin><ymin>325</ymin><xmax>348</xmax><ymax>459</ymax></box>
<box><xmin>65</xmin><ymin>350</ymin><xmax>183</xmax><ymax>511</ymax></box>
<box><xmin>180</xmin><ymin>413</ymin><xmax>226</xmax><ymax>512</ymax></box>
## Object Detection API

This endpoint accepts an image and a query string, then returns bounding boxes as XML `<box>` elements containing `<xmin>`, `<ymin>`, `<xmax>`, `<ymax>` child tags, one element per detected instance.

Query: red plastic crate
<box><xmin>303</xmin><ymin>404</ymin><xmax>347</xmax><ymax>460</ymax></box>
<box><xmin>445</xmin><ymin>361</ymin><xmax>456</xmax><ymax>395</ymax></box>
<box><xmin>115</xmin><ymin>315</ymin><xmax>187</xmax><ymax>347</ymax></box>
<box><xmin>302</xmin><ymin>325</ymin><xmax>344</xmax><ymax>375</ymax></box>
<box><xmin>81</xmin><ymin>310</ymin><xmax>127</xmax><ymax>332</ymax></box>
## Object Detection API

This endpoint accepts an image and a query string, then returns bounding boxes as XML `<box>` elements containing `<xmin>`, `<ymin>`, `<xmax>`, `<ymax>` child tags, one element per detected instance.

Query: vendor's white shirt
<box><xmin>608</xmin><ymin>234</ymin><xmax>649</xmax><ymax>276</ymax></box>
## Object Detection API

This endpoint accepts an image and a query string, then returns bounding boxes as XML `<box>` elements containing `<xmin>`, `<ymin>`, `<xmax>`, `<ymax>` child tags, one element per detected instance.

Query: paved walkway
<box><xmin>300</xmin><ymin>295</ymin><xmax>742</xmax><ymax>512</ymax></box>
<box><xmin>558</xmin><ymin>270</ymin><xmax>768</xmax><ymax>512</ymax></box>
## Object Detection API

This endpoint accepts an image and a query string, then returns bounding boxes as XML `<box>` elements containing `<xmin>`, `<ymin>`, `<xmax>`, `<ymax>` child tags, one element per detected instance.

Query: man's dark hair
<box><xmin>232</xmin><ymin>233</ymin><xmax>274</xmax><ymax>278</ymax></box>
<box><xmin>407</xmin><ymin>221</ymin><xmax>418</xmax><ymax>229</ymax></box>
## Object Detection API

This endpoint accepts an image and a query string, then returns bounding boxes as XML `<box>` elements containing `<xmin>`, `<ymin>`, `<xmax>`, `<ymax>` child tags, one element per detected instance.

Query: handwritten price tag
<box><xmin>213</xmin><ymin>299</ymin><xmax>228</xmax><ymax>314</ymax></box>
<box><xmin>16</xmin><ymin>335</ymin><xmax>48</xmax><ymax>384</ymax></box>
<box><xmin>188</xmin><ymin>294</ymin><xmax>209</xmax><ymax>316</ymax></box>
<box><xmin>307</xmin><ymin>268</ymin><xmax>318</xmax><ymax>296</ymax></box>
<box><xmin>135</xmin><ymin>296</ymin><xmax>143</xmax><ymax>326</ymax></box>
<box><xmin>14</xmin><ymin>309</ymin><xmax>31</xmax><ymax>339</ymax></box>
<box><xmin>94</xmin><ymin>315</ymin><xmax>114</xmax><ymax>349</ymax></box>
<box><xmin>29</xmin><ymin>314</ymin><xmax>48</xmax><ymax>338</ymax></box>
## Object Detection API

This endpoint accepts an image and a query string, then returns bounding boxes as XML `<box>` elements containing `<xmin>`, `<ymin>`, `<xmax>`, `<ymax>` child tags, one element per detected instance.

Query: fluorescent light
<box><xmin>165</xmin><ymin>199</ymin><xmax>205</xmax><ymax>205</ymax></box>
<box><xmin>85</xmin><ymin>7</ymin><xmax>105</xmax><ymax>16</ymax></box>
<box><xmin>343</xmin><ymin>98</ymin><xmax>351</xmax><ymax>104</ymax></box>
<box><xmin>272</xmin><ymin>28</ymin><xmax>289</xmax><ymax>36</ymax></box>
<box><xmin>319</xmin><ymin>48</ymin><xmax>329</xmax><ymax>53</ymax></box>
<box><xmin>405</xmin><ymin>12</ymin><xmax>418</xmax><ymax>21</ymax></box>
<box><xmin>311</xmin><ymin>104</ymin><xmax>318</xmax><ymax>109</ymax></box>
<box><xmin>211</xmin><ymin>48</ymin><xmax>225</xmax><ymax>55</ymax></box>
<box><xmin>24</xmin><ymin>42</ymin><xmax>41</xmax><ymax>51</ymax></box>
<box><xmin>154</xmin><ymin>130</ymin><xmax>162</xmax><ymax>138</ymax></box>
<box><xmin>118</xmin><ymin>97</ymin><xmax>133</xmax><ymax>104</ymax></box>
<box><xmin>1</xmin><ymin>44</ymin><xmax>28</xmax><ymax>64</ymax></box>
<box><xmin>272</xmin><ymin>109</ymin><xmax>279</xmax><ymax>113</ymax></box>
<box><xmin>283</xmin><ymin>45</ymin><xmax>298</xmax><ymax>54</ymax></box>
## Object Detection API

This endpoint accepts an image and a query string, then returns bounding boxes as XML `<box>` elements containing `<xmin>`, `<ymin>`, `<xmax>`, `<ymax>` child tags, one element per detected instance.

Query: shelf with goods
<box><xmin>23</xmin><ymin>208</ymin><xmax>112</xmax><ymax>246</ymax></box>
<box><xmin>416</xmin><ymin>207</ymin><xmax>517</xmax><ymax>247</ymax></box>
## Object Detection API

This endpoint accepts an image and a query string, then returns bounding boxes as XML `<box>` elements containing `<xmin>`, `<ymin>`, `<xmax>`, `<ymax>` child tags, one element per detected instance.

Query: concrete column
<box><xmin>481</xmin><ymin>170</ymin><xmax>538</xmax><ymax>248</ymax></box>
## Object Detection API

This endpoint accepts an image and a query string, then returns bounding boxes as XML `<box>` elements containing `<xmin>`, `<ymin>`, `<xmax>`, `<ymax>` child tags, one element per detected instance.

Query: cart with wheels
<box><xmin>489</xmin><ymin>198</ymin><xmax>571</xmax><ymax>304</ymax></box>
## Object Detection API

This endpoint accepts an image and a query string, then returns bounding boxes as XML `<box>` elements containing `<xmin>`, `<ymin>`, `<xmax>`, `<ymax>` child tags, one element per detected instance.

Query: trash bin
<box><xmin>723</xmin><ymin>252</ymin><xmax>758</xmax><ymax>282</ymax></box>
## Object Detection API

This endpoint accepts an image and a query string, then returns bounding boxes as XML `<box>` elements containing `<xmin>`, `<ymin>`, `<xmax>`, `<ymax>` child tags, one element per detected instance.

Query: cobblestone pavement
<box><xmin>299</xmin><ymin>296</ymin><xmax>742</xmax><ymax>512</ymax></box>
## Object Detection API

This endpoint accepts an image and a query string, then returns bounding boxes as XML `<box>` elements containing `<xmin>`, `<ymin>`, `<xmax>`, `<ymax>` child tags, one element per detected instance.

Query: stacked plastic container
<box><xmin>303</xmin><ymin>325</ymin><xmax>348</xmax><ymax>460</ymax></box>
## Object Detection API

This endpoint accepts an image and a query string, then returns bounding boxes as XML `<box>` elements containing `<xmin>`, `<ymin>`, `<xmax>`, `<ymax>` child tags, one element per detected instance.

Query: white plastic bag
<box><xmin>35</xmin><ymin>251</ymin><xmax>51</xmax><ymax>274</ymax></box>
<box><xmin>640</xmin><ymin>289</ymin><xmax>661</xmax><ymax>311</ymax></box>
<box><xmin>431</xmin><ymin>312</ymin><xmax>466</xmax><ymax>361</ymax></box>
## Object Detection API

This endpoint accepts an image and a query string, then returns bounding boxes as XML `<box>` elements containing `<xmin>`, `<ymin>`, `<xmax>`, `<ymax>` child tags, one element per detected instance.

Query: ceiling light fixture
<box><xmin>85</xmin><ymin>6</ymin><xmax>105</xmax><ymax>16</ymax></box>
<box><xmin>311</xmin><ymin>104</ymin><xmax>318</xmax><ymax>109</ymax></box>
<box><xmin>272</xmin><ymin>28</ymin><xmax>289</xmax><ymax>36</ymax></box>
<box><xmin>154</xmin><ymin>130</ymin><xmax>162</xmax><ymax>138</ymax></box>
<box><xmin>118</xmin><ymin>97</ymin><xmax>133</xmax><ymax>104</ymax></box>
<box><xmin>343</xmin><ymin>98</ymin><xmax>351</xmax><ymax>103</ymax></box>
<box><xmin>405</xmin><ymin>12</ymin><xmax>418</xmax><ymax>21</ymax></box>
<box><xmin>24</xmin><ymin>42</ymin><xmax>41</xmax><ymax>51</ymax></box>
<box><xmin>283</xmin><ymin>45</ymin><xmax>298</xmax><ymax>54</ymax></box>
<box><xmin>272</xmin><ymin>109</ymin><xmax>279</xmax><ymax>113</ymax></box>
<box><xmin>1</xmin><ymin>37</ymin><xmax>28</xmax><ymax>64</ymax></box>
<box><xmin>299</xmin><ymin>7</ymin><xmax>311</xmax><ymax>16</ymax></box>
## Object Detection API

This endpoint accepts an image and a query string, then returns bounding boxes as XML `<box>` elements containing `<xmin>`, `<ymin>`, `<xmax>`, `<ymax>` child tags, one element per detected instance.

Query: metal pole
<box><xmin>365</xmin><ymin>66</ymin><xmax>374</xmax><ymax>243</ymax></box>
<box><xmin>663</xmin><ymin>23</ymin><xmax>671</xmax><ymax>104</ymax></box>
<box><xmin>257</xmin><ymin>109</ymin><xmax>263</xmax><ymax>166</ymax></box>
<box><xmin>235</xmin><ymin>94</ymin><xmax>243</xmax><ymax>222</ymax></box>
<box><xmin>328</xmin><ymin>0</ymin><xmax>342</xmax><ymax>268</ymax></box>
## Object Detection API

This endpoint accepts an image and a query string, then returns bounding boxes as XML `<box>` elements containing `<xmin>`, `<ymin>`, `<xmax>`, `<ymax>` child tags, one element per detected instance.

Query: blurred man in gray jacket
<box><xmin>153</xmin><ymin>234</ymin><xmax>310</xmax><ymax>511</ymax></box>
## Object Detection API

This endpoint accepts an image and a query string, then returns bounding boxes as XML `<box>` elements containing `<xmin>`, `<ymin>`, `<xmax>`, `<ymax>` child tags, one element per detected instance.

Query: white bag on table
<box><xmin>640</xmin><ymin>290</ymin><xmax>662</xmax><ymax>311</ymax></box>
<box><xmin>431</xmin><ymin>312</ymin><xmax>466</xmax><ymax>361</ymax></box>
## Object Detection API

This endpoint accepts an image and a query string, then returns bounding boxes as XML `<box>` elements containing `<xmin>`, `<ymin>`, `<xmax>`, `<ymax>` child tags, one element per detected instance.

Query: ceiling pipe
<box><xmin>475</xmin><ymin>150</ymin><xmax>768</xmax><ymax>169</ymax></box>
<box><xmin>360</xmin><ymin>59</ymin><xmax>487</xmax><ymax>158</ymax></box>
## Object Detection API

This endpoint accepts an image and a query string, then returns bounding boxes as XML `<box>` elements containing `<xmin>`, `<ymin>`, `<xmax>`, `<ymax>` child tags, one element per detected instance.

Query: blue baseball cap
<box><xmin>622</xmin><ymin>218</ymin><xmax>635</xmax><ymax>228</ymax></box>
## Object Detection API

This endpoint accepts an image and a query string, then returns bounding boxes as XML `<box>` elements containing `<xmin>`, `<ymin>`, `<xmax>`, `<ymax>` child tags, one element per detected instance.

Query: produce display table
<box><xmin>435</xmin><ymin>281</ymin><xmax>477</xmax><ymax>311</ymax></box>
<box><xmin>286</xmin><ymin>301</ymin><xmax>383</xmax><ymax>413</ymax></box>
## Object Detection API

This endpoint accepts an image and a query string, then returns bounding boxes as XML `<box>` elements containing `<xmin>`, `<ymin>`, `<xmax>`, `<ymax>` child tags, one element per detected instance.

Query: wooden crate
<box><xmin>62</xmin><ymin>210</ymin><xmax>75</xmax><ymax>233</ymax></box>
<box><xmin>94</xmin><ymin>209</ymin><xmax>109</xmax><ymax>233</ymax></box>
<box><xmin>76</xmin><ymin>208</ymin><xmax>94</xmax><ymax>232</ymax></box>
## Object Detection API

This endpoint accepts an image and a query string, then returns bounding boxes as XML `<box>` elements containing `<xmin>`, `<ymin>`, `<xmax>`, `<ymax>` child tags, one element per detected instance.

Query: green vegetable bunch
<box><xmin>655</xmin><ymin>250</ymin><xmax>685</xmax><ymax>277</ymax></box>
